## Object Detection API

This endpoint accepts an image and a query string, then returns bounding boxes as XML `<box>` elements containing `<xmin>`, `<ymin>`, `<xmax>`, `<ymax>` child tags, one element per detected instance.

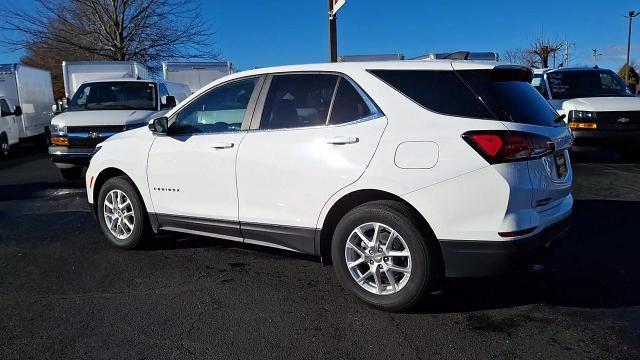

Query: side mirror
<box><xmin>12</xmin><ymin>105</ymin><xmax>22</xmax><ymax>117</ymax></box>
<box><xmin>161</xmin><ymin>95</ymin><xmax>177</xmax><ymax>110</ymax></box>
<box><xmin>628</xmin><ymin>84</ymin><xmax>637</xmax><ymax>94</ymax></box>
<box><xmin>148</xmin><ymin>116</ymin><xmax>169</xmax><ymax>134</ymax></box>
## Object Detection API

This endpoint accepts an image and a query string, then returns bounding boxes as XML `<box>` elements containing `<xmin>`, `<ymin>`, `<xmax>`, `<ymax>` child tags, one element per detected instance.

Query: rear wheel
<box><xmin>59</xmin><ymin>167</ymin><xmax>83</xmax><ymax>181</ymax></box>
<box><xmin>97</xmin><ymin>176</ymin><xmax>148</xmax><ymax>249</ymax></box>
<box><xmin>331</xmin><ymin>201</ymin><xmax>441</xmax><ymax>312</ymax></box>
<box><xmin>0</xmin><ymin>134</ymin><xmax>9</xmax><ymax>160</ymax></box>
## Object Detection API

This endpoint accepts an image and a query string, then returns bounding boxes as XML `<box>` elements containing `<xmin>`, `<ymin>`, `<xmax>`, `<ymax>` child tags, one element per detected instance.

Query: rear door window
<box><xmin>369</xmin><ymin>70</ymin><xmax>493</xmax><ymax>119</ymax></box>
<box><xmin>328</xmin><ymin>78</ymin><xmax>374</xmax><ymax>125</ymax></box>
<box><xmin>260</xmin><ymin>74</ymin><xmax>339</xmax><ymax>130</ymax></box>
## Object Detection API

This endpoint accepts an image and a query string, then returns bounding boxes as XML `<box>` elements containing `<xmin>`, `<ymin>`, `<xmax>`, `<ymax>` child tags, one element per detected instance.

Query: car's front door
<box><xmin>147</xmin><ymin>76</ymin><xmax>262</xmax><ymax>240</ymax></box>
<box><xmin>236</xmin><ymin>73</ymin><xmax>387</xmax><ymax>253</ymax></box>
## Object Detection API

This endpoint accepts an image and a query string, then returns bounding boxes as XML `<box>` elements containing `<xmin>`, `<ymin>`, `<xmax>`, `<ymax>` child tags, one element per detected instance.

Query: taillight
<box><xmin>462</xmin><ymin>130</ymin><xmax>555</xmax><ymax>163</ymax></box>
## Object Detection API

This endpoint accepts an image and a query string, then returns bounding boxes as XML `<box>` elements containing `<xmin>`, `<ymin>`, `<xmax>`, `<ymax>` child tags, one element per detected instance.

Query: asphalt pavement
<box><xmin>1</xmin><ymin>145</ymin><xmax>639</xmax><ymax>359</ymax></box>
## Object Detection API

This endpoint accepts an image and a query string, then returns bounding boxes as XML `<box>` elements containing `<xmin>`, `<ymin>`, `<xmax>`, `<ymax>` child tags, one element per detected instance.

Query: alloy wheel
<box><xmin>344</xmin><ymin>222</ymin><xmax>412</xmax><ymax>295</ymax></box>
<box><xmin>103</xmin><ymin>189</ymin><xmax>135</xmax><ymax>240</ymax></box>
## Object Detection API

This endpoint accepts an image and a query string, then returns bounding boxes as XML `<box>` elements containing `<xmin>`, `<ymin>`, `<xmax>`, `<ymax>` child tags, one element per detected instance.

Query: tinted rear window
<box><xmin>371</xmin><ymin>69</ymin><xmax>561</xmax><ymax>127</ymax></box>
<box><xmin>369</xmin><ymin>70</ymin><xmax>493</xmax><ymax>119</ymax></box>
<box><xmin>458</xmin><ymin>69</ymin><xmax>561</xmax><ymax>127</ymax></box>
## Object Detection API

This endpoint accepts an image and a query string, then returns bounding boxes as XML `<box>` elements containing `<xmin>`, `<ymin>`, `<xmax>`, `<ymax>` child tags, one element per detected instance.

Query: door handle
<box><xmin>211</xmin><ymin>142</ymin><xmax>234</xmax><ymax>149</ymax></box>
<box><xmin>326</xmin><ymin>136</ymin><xmax>359</xmax><ymax>145</ymax></box>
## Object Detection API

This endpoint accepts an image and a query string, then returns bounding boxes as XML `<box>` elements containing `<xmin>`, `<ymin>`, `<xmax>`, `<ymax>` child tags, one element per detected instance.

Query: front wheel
<box><xmin>97</xmin><ymin>176</ymin><xmax>148</xmax><ymax>249</ymax></box>
<box><xmin>331</xmin><ymin>201</ymin><xmax>441</xmax><ymax>312</ymax></box>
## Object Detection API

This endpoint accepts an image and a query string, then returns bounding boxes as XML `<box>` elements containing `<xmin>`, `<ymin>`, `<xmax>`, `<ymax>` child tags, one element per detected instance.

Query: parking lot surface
<box><xmin>1</xmin><ymin>148</ymin><xmax>639</xmax><ymax>359</ymax></box>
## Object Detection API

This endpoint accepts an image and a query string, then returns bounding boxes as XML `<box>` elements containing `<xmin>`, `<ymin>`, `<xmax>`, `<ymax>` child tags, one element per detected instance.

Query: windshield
<box><xmin>546</xmin><ymin>70</ymin><xmax>633</xmax><ymax>99</ymax></box>
<box><xmin>68</xmin><ymin>81</ymin><xmax>157</xmax><ymax>111</ymax></box>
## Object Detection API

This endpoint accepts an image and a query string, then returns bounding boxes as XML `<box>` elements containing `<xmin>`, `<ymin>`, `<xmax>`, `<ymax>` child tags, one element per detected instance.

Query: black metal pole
<box><xmin>329</xmin><ymin>0</ymin><xmax>338</xmax><ymax>62</ymax></box>
<box><xmin>627</xmin><ymin>12</ymin><xmax>634</xmax><ymax>83</ymax></box>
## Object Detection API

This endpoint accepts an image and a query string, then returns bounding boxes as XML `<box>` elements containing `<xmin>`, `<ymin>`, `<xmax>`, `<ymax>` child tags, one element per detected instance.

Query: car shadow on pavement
<box><xmin>415</xmin><ymin>199</ymin><xmax>640</xmax><ymax>313</ymax></box>
<box><xmin>0</xmin><ymin>181</ymin><xmax>85</xmax><ymax>201</ymax></box>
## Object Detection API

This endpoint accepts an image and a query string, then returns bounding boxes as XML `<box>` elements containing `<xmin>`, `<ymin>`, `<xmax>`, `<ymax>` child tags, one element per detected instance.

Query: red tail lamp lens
<box><xmin>463</xmin><ymin>131</ymin><xmax>555</xmax><ymax>163</ymax></box>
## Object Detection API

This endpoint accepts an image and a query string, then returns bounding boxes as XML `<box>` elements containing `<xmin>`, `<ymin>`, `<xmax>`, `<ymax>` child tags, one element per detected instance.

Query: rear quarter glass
<box><xmin>370</xmin><ymin>69</ymin><xmax>562</xmax><ymax>128</ymax></box>
<box><xmin>456</xmin><ymin>69</ymin><xmax>562</xmax><ymax>128</ymax></box>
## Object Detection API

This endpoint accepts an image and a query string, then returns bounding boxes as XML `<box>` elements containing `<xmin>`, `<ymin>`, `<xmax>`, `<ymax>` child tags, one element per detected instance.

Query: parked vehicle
<box><xmin>85</xmin><ymin>61</ymin><xmax>573</xmax><ymax>311</ymax></box>
<box><xmin>412</xmin><ymin>51</ymin><xmax>499</xmax><ymax>61</ymax></box>
<box><xmin>49</xmin><ymin>78</ymin><xmax>190</xmax><ymax>179</ymax></box>
<box><xmin>338</xmin><ymin>54</ymin><xmax>405</xmax><ymax>62</ymax></box>
<box><xmin>533</xmin><ymin>67</ymin><xmax>640</xmax><ymax>155</ymax></box>
<box><xmin>163</xmin><ymin>61</ymin><xmax>233</xmax><ymax>94</ymax></box>
<box><xmin>62</xmin><ymin>61</ymin><xmax>150</xmax><ymax>99</ymax></box>
<box><xmin>0</xmin><ymin>64</ymin><xmax>55</xmax><ymax>158</ymax></box>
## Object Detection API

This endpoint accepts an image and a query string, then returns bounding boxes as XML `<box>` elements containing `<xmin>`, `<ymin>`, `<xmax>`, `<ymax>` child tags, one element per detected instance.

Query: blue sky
<box><xmin>0</xmin><ymin>0</ymin><xmax>638</xmax><ymax>72</ymax></box>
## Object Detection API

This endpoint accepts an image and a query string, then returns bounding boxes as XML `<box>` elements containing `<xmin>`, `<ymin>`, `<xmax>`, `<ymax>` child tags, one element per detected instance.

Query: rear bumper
<box><xmin>439</xmin><ymin>216</ymin><xmax>571</xmax><ymax>278</ymax></box>
<box><xmin>571</xmin><ymin>129</ymin><xmax>640</xmax><ymax>151</ymax></box>
<box><xmin>49</xmin><ymin>146</ymin><xmax>95</xmax><ymax>166</ymax></box>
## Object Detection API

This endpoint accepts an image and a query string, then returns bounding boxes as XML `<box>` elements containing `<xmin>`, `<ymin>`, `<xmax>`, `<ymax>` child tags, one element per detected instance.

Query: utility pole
<box><xmin>625</xmin><ymin>11</ymin><xmax>639</xmax><ymax>83</ymax></box>
<box><xmin>564</xmin><ymin>41</ymin><xmax>570</xmax><ymax>66</ymax></box>
<box><xmin>328</xmin><ymin>0</ymin><xmax>338</xmax><ymax>63</ymax></box>
<box><xmin>592</xmin><ymin>49</ymin><xmax>602</xmax><ymax>67</ymax></box>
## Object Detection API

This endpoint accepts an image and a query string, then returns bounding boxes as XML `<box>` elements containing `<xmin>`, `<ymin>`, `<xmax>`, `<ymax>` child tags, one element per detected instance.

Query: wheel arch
<box><xmin>316</xmin><ymin>189</ymin><xmax>441</xmax><ymax>266</ymax></box>
<box><xmin>91</xmin><ymin>167</ymin><xmax>157</xmax><ymax>232</ymax></box>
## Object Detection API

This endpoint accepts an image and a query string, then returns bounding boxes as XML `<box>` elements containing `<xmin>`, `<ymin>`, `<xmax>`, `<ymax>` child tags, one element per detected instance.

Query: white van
<box><xmin>532</xmin><ymin>67</ymin><xmax>640</xmax><ymax>155</ymax></box>
<box><xmin>0</xmin><ymin>64</ymin><xmax>54</xmax><ymax>158</ymax></box>
<box><xmin>162</xmin><ymin>61</ymin><xmax>233</xmax><ymax>94</ymax></box>
<box><xmin>49</xmin><ymin>78</ymin><xmax>190</xmax><ymax>179</ymax></box>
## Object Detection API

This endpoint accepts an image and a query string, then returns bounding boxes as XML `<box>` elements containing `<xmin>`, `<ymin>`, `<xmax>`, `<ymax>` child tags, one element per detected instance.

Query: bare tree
<box><xmin>502</xmin><ymin>48</ymin><xmax>537</xmax><ymax>68</ymax></box>
<box><xmin>529</xmin><ymin>37</ymin><xmax>564</xmax><ymax>68</ymax></box>
<box><xmin>0</xmin><ymin>0</ymin><xmax>220</xmax><ymax>72</ymax></box>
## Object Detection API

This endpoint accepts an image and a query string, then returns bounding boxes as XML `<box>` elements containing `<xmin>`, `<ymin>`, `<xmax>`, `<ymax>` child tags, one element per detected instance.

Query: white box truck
<box><xmin>62</xmin><ymin>61</ymin><xmax>150</xmax><ymax>98</ymax></box>
<box><xmin>163</xmin><ymin>61</ymin><xmax>233</xmax><ymax>93</ymax></box>
<box><xmin>0</xmin><ymin>64</ymin><xmax>54</xmax><ymax>158</ymax></box>
<box><xmin>50</xmin><ymin>61</ymin><xmax>190</xmax><ymax>179</ymax></box>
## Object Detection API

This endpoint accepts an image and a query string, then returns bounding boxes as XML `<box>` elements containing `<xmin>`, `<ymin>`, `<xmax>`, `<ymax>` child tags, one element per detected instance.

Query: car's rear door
<box><xmin>235</xmin><ymin>73</ymin><xmax>387</xmax><ymax>253</ymax></box>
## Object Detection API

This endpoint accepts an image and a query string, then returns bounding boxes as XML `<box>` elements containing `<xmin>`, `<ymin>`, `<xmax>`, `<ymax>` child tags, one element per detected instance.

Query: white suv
<box><xmin>86</xmin><ymin>61</ymin><xmax>573</xmax><ymax>311</ymax></box>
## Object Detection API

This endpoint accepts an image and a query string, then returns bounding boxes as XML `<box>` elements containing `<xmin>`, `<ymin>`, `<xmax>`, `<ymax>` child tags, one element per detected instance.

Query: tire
<box><xmin>0</xmin><ymin>134</ymin><xmax>9</xmax><ymax>160</ymax></box>
<box><xmin>331</xmin><ymin>200</ymin><xmax>442</xmax><ymax>312</ymax></box>
<box><xmin>59</xmin><ymin>167</ymin><xmax>83</xmax><ymax>181</ymax></box>
<box><xmin>97</xmin><ymin>176</ymin><xmax>148</xmax><ymax>249</ymax></box>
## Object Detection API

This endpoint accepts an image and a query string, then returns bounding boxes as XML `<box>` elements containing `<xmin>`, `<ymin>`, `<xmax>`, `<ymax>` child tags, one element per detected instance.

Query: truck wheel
<box><xmin>59</xmin><ymin>167</ymin><xmax>83</xmax><ymax>180</ymax></box>
<box><xmin>331</xmin><ymin>201</ymin><xmax>442</xmax><ymax>312</ymax></box>
<box><xmin>97</xmin><ymin>176</ymin><xmax>148</xmax><ymax>249</ymax></box>
<box><xmin>0</xmin><ymin>134</ymin><xmax>9</xmax><ymax>160</ymax></box>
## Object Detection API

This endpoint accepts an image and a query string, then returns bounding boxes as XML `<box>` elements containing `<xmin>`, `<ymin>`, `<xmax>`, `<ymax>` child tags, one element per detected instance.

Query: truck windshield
<box><xmin>68</xmin><ymin>81</ymin><xmax>157</xmax><ymax>111</ymax></box>
<box><xmin>546</xmin><ymin>70</ymin><xmax>633</xmax><ymax>99</ymax></box>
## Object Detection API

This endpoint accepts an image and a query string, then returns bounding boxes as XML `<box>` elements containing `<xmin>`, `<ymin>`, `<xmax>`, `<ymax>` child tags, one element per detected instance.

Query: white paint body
<box><xmin>87</xmin><ymin>61</ymin><xmax>573</xmax><ymax>252</ymax></box>
<box><xmin>533</xmin><ymin>67</ymin><xmax>640</xmax><ymax>118</ymax></box>
<box><xmin>0</xmin><ymin>64</ymin><xmax>54</xmax><ymax>141</ymax></box>
<box><xmin>62</xmin><ymin>61</ymin><xmax>150</xmax><ymax>99</ymax></box>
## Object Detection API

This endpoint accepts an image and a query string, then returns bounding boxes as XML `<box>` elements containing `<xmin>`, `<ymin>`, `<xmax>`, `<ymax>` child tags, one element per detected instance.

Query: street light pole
<box><xmin>328</xmin><ymin>0</ymin><xmax>338</xmax><ymax>63</ymax></box>
<box><xmin>625</xmin><ymin>11</ymin><xmax>639</xmax><ymax>83</ymax></box>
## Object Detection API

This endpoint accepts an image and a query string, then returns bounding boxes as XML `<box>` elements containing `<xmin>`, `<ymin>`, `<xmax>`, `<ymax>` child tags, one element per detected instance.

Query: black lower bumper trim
<box><xmin>439</xmin><ymin>217</ymin><xmax>571</xmax><ymax>278</ymax></box>
<box><xmin>49</xmin><ymin>146</ymin><xmax>94</xmax><ymax>166</ymax></box>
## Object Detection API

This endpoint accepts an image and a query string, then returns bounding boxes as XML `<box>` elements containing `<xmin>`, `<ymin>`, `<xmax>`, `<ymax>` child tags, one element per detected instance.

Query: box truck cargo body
<box><xmin>163</xmin><ymin>61</ymin><xmax>233</xmax><ymax>93</ymax></box>
<box><xmin>62</xmin><ymin>61</ymin><xmax>149</xmax><ymax>98</ymax></box>
<box><xmin>0</xmin><ymin>64</ymin><xmax>54</xmax><ymax>143</ymax></box>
